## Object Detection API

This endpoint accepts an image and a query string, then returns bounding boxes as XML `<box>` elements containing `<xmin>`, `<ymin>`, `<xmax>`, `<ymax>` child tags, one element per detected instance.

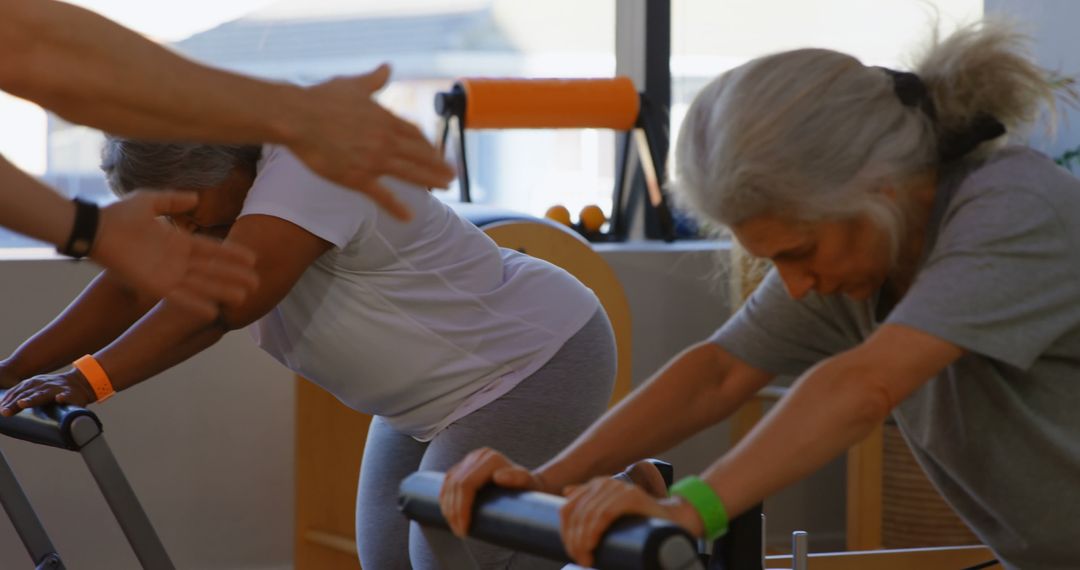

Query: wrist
<box><xmin>668</xmin><ymin>476</ymin><xmax>729</xmax><ymax>541</ymax></box>
<box><xmin>533</xmin><ymin>464</ymin><xmax>570</xmax><ymax>494</ymax></box>
<box><xmin>57</xmin><ymin>198</ymin><xmax>100</xmax><ymax>259</ymax></box>
<box><xmin>266</xmin><ymin>82</ymin><xmax>310</xmax><ymax>148</ymax></box>
<box><xmin>72</xmin><ymin>354</ymin><xmax>116</xmax><ymax>403</ymax></box>
<box><xmin>63</xmin><ymin>368</ymin><xmax>99</xmax><ymax>403</ymax></box>
<box><xmin>661</xmin><ymin>496</ymin><xmax>706</xmax><ymax>537</ymax></box>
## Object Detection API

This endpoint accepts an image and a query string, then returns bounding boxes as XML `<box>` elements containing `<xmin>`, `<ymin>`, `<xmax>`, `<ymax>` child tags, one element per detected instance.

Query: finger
<box><xmin>362</xmin><ymin>63</ymin><xmax>391</xmax><ymax>93</ymax></box>
<box><xmin>491</xmin><ymin>467</ymin><xmax>536</xmax><ymax>489</ymax></box>
<box><xmin>15</xmin><ymin>388</ymin><xmax>59</xmax><ymax>411</ymax></box>
<box><xmin>163</xmin><ymin>288</ymin><xmax>219</xmax><ymax>322</ymax></box>
<box><xmin>195</xmin><ymin>235</ymin><xmax>258</xmax><ymax>268</ymax></box>
<box><xmin>375</xmin><ymin>156</ymin><xmax>458</xmax><ymax>194</ymax></box>
<box><xmin>568</xmin><ymin>485</ymin><xmax>628</xmax><ymax>567</ymax></box>
<box><xmin>445</xmin><ymin>451</ymin><xmax>503</xmax><ymax>536</ymax></box>
<box><xmin>562</xmin><ymin>483</ymin><xmax>605</xmax><ymax>567</ymax></box>
<box><xmin>187</xmin><ymin>242</ymin><xmax>261</xmax><ymax>295</ymax></box>
<box><xmin>344</xmin><ymin>178</ymin><xmax>412</xmax><ymax>222</ymax></box>
<box><xmin>0</xmin><ymin>382</ymin><xmax>32</xmax><ymax>414</ymax></box>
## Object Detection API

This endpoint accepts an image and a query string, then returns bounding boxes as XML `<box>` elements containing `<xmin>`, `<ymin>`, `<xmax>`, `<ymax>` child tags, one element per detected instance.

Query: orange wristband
<box><xmin>73</xmin><ymin>355</ymin><xmax>115</xmax><ymax>403</ymax></box>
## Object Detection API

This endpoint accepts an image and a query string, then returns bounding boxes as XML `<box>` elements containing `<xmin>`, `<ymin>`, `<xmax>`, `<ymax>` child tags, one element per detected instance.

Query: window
<box><xmin>671</xmin><ymin>0</ymin><xmax>984</xmax><ymax>178</ymax></box>
<box><xmin>0</xmin><ymin>0</ymin><xmax>616</xmax><ymax>248</ymax></box>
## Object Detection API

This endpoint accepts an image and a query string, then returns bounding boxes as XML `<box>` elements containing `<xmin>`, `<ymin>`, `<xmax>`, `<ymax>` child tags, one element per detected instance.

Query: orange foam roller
<box><xmin>460</xmin><ymin>77</ymin><xmax>640</xmax><ymax>130</ymax></box>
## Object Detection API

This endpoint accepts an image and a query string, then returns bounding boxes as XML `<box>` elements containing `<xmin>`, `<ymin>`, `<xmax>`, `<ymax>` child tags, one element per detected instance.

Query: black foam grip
<box><xmin>399</xmin><ymin>471</ymin><xmax>700</xmax><ymax>570</ymax></box>
<box><xmin>0</xmin><ymin>391</ymin><xmax>101</xmax><ymax>450</ymax></box>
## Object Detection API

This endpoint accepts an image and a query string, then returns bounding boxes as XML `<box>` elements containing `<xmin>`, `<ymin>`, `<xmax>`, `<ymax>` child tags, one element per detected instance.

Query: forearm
<box><xmin>538</xmin><ymin>342</ymin><xmax>766</xmax><ymax>490</ymax></box>
<box><xmin>94</xmin><ymin>301</ymin><xmax>228</xmax><ymax>392</ymax></box>
<box><xmin>2</xmin><ymin>271</ymin><xmax>156</xmax><ymax>380</ymax></box>
<box><xmin>0</xmin><ymin>155</ymin><xmax>74</xmax><ymax>246</ymax></box>
<box><xmin>700</xmin><ymin>357</ymin><xmax>890</xmax><ymax>521</ymax></box>
<box><xmin>0</xmin><ymin>0</ymin><xmax>305</xmax><ymax>145</ymax></box>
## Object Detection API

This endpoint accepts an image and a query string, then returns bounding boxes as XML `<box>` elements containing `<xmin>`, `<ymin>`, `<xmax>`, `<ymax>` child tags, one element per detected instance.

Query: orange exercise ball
<box><xmin>579</xmin><ymin>204</ymin><xmax>607</xmax><ymax>233</ymax></box>
<box><xmin>545</xmin><ymin>205</ymin><xmax>572</xmax><ymax>226</ymax></box>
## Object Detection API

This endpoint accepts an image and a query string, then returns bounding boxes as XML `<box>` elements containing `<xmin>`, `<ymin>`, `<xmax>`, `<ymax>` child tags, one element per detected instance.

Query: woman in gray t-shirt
<box><xmin>440</xmin><ymin>20</ymin><xmax>1079</xmax><ymax>570</ymax></box>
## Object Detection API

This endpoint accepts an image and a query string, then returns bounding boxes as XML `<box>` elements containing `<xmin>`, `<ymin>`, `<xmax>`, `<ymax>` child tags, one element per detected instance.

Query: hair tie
<box><xmin>876</xmin><ymin>67</ymin><xmax>1006</xmax><ymax>162</ymax></box>
<box><xmin>938</xmin><ymin>113</ymin><xmax>1007</xmax><ymax>162</ymax></box>
<box><xmin>877</xmin><ymin>67</ymin><xmax>938</xmax><ymax>120</ymax></box>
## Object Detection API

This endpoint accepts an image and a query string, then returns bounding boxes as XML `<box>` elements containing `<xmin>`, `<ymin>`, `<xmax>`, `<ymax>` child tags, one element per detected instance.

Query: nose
<box><xmin>775</xmin><ymin>262</ymin><xmax>816</xmax><ymax>300</ymax></box>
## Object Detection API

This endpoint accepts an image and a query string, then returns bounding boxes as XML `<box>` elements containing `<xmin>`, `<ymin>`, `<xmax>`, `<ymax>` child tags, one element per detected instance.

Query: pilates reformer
<box><xmin>0</xmin><ymin>390</ymin><xmax>174</xmax><ymax>570</ymax></box>
<box><xmin>399</xmin><ymin>467</ymin><xmax>999</xmax><ymax>570</ymax></box>
<box><xmin>433</xmin><ymin>76</ymin><xmax>679</xmax><ymax>242</ymax></box>
<box><xmin>398</xmin><ymin>464</ymin><xmax>768</xmax><ymax>570</ymax></box>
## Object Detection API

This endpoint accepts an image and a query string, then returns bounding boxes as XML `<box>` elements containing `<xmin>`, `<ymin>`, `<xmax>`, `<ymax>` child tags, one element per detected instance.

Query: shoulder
<box><xmin>952</xmin><ymin>146</ymin><xmax>1080</xmax><ymax>209</ymax></box>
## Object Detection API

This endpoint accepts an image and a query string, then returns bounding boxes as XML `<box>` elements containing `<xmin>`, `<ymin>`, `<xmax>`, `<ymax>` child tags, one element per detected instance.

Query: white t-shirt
<box><xmin>242</xmin><ymin>145</ymin><xmax>600</xmax><ymax>440</ymax></box>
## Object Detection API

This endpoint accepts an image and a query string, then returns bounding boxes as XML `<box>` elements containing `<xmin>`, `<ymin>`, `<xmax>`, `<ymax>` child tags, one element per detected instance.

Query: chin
<box><xmin>842</xmin><ymin>283</ymin><xmax>875</xmax><ymax>301</ymax></box>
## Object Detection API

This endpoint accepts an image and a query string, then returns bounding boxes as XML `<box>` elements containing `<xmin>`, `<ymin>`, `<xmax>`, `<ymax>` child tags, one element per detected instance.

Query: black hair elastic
<box><xmin>877</xmin><ymin>67</ymin><xmax>1006</xmax><ymax>162</ymax></box>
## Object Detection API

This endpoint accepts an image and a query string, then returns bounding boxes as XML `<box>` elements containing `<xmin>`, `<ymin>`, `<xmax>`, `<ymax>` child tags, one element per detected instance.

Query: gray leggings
<box><xmin>355</xmin><ymin>309</ymin><xmax>616</xmax><ymax>569</ymax></box>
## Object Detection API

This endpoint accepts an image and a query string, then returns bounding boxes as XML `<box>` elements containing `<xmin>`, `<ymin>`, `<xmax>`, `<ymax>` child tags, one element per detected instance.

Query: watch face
<box><xmin>72</xmin><ymin>238</ymin><xmax>91</xmax><ymax>257</ymax></box>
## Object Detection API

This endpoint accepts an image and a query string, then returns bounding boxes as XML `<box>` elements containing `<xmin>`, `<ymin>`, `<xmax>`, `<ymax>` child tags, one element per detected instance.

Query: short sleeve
<box><xmin>888</xmin><ymin>186</ymin><xmax>1080</xmax><ymax>370</ymax></box>
<box><xmin>709</xmin><ymin>268</ymin><xmax>867</xmax><ymax>376</ymax></box>
<box><xmin>240</xmin><ymin>145</ymin><xmax>376</xmax><ymax>249</ymax></box>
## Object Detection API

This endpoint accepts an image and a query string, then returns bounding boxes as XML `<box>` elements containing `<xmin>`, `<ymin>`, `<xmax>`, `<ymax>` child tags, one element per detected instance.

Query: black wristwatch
<box><xmin>57</xmin><ymin>197</ymin><xmax>100</xmax><ymax>259</ymax></box>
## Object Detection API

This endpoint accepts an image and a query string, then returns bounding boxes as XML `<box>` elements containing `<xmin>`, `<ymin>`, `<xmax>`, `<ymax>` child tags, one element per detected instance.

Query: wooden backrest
<box><xmin>482</xmin><ymin>220</ymin><xmax>633</xmax><ymax>405</ymax></box>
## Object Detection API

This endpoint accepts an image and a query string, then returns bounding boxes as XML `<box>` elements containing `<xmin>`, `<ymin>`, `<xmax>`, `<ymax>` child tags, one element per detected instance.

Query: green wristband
<box><xmin>669</xmin><ymin>476</ymin><xmax>729</xmax><ymax>540</ymax></box>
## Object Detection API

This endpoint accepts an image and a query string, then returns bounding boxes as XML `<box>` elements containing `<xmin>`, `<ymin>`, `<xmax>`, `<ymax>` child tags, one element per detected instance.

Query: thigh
<box><xmin>356</xmin><ymin>416</ymin><xmax>427</xmax><ymax>570</ymax></box>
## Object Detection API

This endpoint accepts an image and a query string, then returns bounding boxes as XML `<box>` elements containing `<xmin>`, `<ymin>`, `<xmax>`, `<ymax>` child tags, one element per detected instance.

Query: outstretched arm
<box><xmin>0</xmin><ymin>270</ymin><xmax>159</xmax><ymax>389</ymax></box>
<box><xmin>555</xmin><ymin>324</ymin><xmax>964</xmax><ymax>567</ymax></box>
<box><xmin>0</xmin><ymin>156</ymin><xmax>259</xmax><ymax>317</ymax></box>
<box><xmin>439</xmin><ymin>341</ymin><xmax>775</xmax><ymax>535</ymax></box>
<box><xmin>0</xmin><ymin>0</ymin><xmax>454</xmax><ymax>219</ymax></box>
<box><xmin>0</xmin><ymin>213</ymin><xmax>330</xmax><ymax>414</ymax></box>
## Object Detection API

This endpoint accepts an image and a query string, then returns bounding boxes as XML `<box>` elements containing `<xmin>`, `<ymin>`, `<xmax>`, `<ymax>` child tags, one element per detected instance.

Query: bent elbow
<box><xmin>854</xmin><ymin>378</ymin><xmax>895</xmax><ymax>428</ymax></box>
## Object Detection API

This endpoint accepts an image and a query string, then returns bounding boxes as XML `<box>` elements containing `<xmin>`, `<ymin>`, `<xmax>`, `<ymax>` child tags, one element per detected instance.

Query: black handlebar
<box><xmin>0</xmin><ymin>390</ymin><xmax>101</xmax><ymax>451</ymax></box>
<box><xmin>399</xmin><ymin>471</ymin><xmax>702</xmax><ymax>570</ymax></box>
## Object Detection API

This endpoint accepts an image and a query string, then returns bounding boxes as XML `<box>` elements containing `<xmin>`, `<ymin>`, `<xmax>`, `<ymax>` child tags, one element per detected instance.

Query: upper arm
<box><xmin>218</xmin><ymin>214</ymin><xmax>332</xmax><ymax>328</ymax></box>
<box><xmin>840</xmin><ymin>323</ymin><xmax>965</xmax><ymax>410</ymax></box>
<box><xmin>684</xmin><ymin>341</ymin><xmax>775</xmax><ymax>424</ymax></box>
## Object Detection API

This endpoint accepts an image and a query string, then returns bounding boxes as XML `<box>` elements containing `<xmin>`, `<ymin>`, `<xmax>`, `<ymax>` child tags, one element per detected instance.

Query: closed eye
<box><xmin>773</xmin><ymin>243</ymin><xmax>816</xmax><ymax>262</ymax></box>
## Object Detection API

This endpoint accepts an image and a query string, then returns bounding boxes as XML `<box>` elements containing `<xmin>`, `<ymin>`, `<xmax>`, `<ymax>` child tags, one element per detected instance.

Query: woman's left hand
<box><xmin>560</xmin><ymin>477</ymin><xmax>703</xmax><ymax>568</ymax></box>
<box><xmin>0</xmin><ymin>371</ymin><xmax>96</xmax><ymax>417</ymax></box>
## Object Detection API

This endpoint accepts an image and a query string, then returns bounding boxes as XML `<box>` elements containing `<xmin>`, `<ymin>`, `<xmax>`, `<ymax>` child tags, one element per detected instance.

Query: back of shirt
<box><xmin>244</xmin><ymin>146</ymin><xmax>599</xmax><ymax>440</ymax></box>
<box><xmin>711</xmin><ymin>147</ymin><xmax>1080</xmax><ymax>568</ymax></box>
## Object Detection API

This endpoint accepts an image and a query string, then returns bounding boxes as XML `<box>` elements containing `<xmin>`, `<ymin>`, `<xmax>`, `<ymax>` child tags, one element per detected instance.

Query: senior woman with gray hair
<box><xmin>0</xmin><ymin>137</ymin><xmax>616</xmax><ymax>568</ymax></box>
<box><xmin>440</xmin><ymin>20</ymin><xmax>1080</xmax><ymax>569</ymax></box>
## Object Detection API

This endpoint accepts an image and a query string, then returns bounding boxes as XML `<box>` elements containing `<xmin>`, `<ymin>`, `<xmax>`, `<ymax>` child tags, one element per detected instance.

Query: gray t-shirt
<box><xmin>711</xmin><ymin>147</ymin><xmax>1080</xmax><ymax>569</ymax></box>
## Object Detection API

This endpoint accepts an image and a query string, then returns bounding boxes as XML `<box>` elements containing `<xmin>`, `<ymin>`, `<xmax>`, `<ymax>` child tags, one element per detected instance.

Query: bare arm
<box><xmin>439</xmin><ymin>341</ymin><xmax>774</xmax><ymax>535</ymax></box>
<box><xmin>537</xmin><ymin>342</ymin><xmax>775</xmax><ymax>490</ymax></box>
<box><xmin>0</xmin><ymin>156</ymin><xmax>258</xmax><ymax>318</ymax></box>
<box><xmin>0</xmin><ymin>271</ymin><xmax>158</xmax><ymax>387</ymax></box>
<box><xmin>552</xmin><ymin>325</ymin><xmax>964</xmax><ymax>566</ymax></box>
<box><xmin>695</xmin><ymin>324</ymin><xmax>964</xmax><ymax>523</ymax></box>
<box><xmin>0</xmin><ymin>154</ymin><xmax>76</xmax><ymax>247</ymax></box>
<box><xmin>0</xmin><ymin>0</ymin><xmax>454</xmax><ymax>218</ymax></box>
<box><xmin>0</xmin><ymin>214</ymin><xmax>330</xmax><ymax>414</ymax></box>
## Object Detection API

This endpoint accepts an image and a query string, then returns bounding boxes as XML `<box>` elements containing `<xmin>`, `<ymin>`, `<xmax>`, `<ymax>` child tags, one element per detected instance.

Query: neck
<box><xmin>888</xmin><ymin>170</ymin><xmax>938</xmax><ymax>294</ymax></box>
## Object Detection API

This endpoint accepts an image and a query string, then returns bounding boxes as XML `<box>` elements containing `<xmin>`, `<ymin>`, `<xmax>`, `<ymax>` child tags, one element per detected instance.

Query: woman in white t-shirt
<box><xmin>0</xmin><ymin>140</ymin><xmax>616</xmax><ymax>570</ymax></box>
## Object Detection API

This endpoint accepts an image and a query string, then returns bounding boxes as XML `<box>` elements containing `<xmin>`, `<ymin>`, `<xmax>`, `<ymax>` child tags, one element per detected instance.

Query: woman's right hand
<box><xmin>440</xmin><ymin>447</ymin><xmax>553</xmax><ymax>537</ymax></box>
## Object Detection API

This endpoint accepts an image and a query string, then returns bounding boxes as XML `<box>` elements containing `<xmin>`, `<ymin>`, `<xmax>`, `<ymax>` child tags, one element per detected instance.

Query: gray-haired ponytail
<box><xmin>670</xmin><ymin>18</ymin><xmax>1069</xmax><ymax>261</ymax></box>
<box><xmin>914</xmin><ymin>18</ymin><xmax>1064</xmax><ymax>158</ymax></box>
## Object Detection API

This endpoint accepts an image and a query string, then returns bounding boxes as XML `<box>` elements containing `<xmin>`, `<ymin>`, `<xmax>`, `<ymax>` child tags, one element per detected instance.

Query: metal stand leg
<box><xmin>70</xmin><ymin>417</ymin><xmax>174</xmax><ymax>570</ymax></box>
<box><xmin>0</xmin><ymin>448</ymin><xmax>66</xmax><ymax>569</ymax></box>
<box><xmin>792</xmin><ymin>531</ymin><xmax>808</xmax><ymax>570</ymax></box>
